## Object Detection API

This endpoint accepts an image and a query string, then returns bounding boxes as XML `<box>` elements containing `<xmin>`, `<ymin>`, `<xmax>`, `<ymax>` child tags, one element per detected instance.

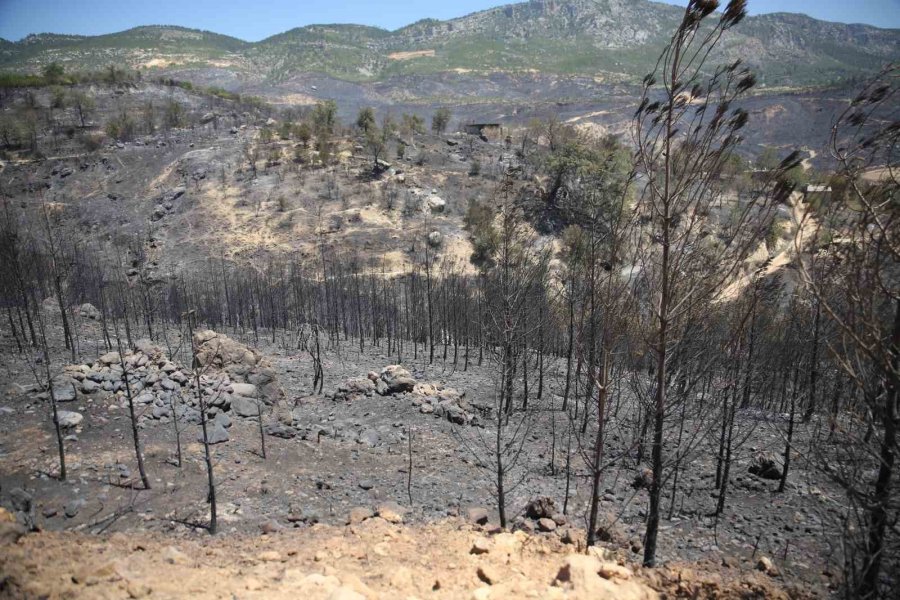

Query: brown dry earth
<box><xmin>0</xmin><ymin>516</ymin><xmax>803</xmax><ymax>600</ymax></box>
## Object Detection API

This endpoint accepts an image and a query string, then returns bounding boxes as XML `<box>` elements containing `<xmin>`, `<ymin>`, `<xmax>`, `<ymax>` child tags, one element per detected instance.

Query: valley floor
<box><xmin>0</xmin><ymin>319</ymin><xmax>852</xmax><ymax>598</ymax></box>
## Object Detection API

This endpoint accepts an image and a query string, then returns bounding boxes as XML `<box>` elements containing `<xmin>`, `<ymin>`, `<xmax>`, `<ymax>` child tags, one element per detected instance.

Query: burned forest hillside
<box><xmin>0</xmin><ymin>2</ymin><xmax>898</xmax><ymax>599</ymax></box>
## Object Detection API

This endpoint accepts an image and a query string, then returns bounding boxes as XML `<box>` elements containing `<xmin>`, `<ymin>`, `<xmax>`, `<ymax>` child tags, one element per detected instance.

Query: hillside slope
<box><xmin>1</xmin><ymin>0</ymin><xmax>897</xmax><ymax>88</ymax></box>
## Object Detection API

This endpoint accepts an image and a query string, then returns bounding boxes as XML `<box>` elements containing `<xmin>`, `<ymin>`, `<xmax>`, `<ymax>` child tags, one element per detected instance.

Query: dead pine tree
<box><xmin>257</xmin><ymin>400</ymin><xmax>267</xmax><ymax>459</ymax></box>
<box><xmin>39</xmin><ymin>194</ymin><xmax>76</xmax><ymax>363</ymax></box>
<box><xmin>299</xmin><ymin>323</ymin><xmax>324</xmax><ymax>394</ymax></box>
<box><xmin>32</xmin><ymin>307</ymin><xmax>67</xmax><ymax>481</ymax></box>
<box><xmin>111</xmin><ymin>317</ymin><xmax>151</xmax><ymax>490</ymax></box>
<box><xmin>96</xmin><ymin>253</ymin><xmax>152</xmax><ymax>488</ymax></box>
<box><xmin>777</xmin><ymin>295</ymin><xmax>805</xmax><ymax>494</ymax></box>
<box><xmin>186</xmin><ymin>310</ymin><xmax>218</xmax><ymax>534</ymax></box>
<box><xmin>631</xmin><ymin>0</ymin><xmax>798</xmax><ymax>566</ymax></box>
<box><xmin>170</xmin><ymin>389</ymin><xmax>183</xmax><ymax>468</ymax></box>
<box><xmin>552</xmin><ymin>131</ymin><xmax>638</xmax><ymax>547</ymax></box>
<box><xmin>796</xmin><ymin>64</ymin><xmax>899</xmax><ymax>599</ymax></box>
<box><xmin>461</xmin><ymin>174</ymin><xmax>551</xmax><ymax>527</ymax></box>
<box><xmin>407</xmin><ymin>425</ymin><xmax>414</xmax><ymax>505</ymax></box>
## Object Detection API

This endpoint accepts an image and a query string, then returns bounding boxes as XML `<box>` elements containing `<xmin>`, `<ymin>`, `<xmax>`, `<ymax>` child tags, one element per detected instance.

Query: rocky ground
<box><xmin>0</xmin><ymin>513</ymin><xmax>806</xmax><ymax>600</ymax></box>
<box><xmin>0</xmin><ymin>82</ymin><xmax>519</xmax><ymax>280</ymax></box>
<box><xmin>0</xmin><ymin>317</ymin><xmax>854</xmax><ymax>598</ymax></box>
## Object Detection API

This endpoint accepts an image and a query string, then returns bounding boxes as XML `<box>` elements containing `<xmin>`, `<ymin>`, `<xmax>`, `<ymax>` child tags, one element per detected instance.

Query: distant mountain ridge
<box><xmin>1</xmin><ymin>0</ymin><xmax>897</xmax><ymax>88</ymax></box>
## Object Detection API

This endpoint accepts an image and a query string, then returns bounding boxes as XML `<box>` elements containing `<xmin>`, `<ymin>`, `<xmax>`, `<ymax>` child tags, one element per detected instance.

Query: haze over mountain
<box><xmin>1</xmin><ymin>0</ymin><xmax>897</xmax><ymax>89</ymax></box>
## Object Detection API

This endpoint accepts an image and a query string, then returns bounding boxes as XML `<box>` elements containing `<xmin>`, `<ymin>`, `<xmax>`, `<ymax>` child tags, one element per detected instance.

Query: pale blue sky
<box><xmin>0</xmin><ymin>0</ymin><xmax>897</xmax><ymax>42</ymax></box>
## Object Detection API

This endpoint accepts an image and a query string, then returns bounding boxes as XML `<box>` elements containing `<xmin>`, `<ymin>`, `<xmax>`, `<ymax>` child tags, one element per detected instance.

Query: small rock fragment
<box><xmin>470</xmin><ymin>537</ymin><xmax>491</xmax><ymax>555</ymax></box>
<box><xmin>477</xmin><ymin>564</ymin><xmax>502</xmax><ymax>585</ymax></box>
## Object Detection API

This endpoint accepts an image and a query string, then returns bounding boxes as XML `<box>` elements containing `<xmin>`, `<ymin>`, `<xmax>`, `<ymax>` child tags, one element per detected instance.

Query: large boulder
<box><xmin>41</xmin><ymin>297</ymin><xmax>60</xmax><ymax>313</ymax></box>
<box><xmin>379</xmin><ymin>365</ymin><xmax>416</xmax><ymax>394</ymax></box>
<box><xmin>193</xmin><ymin>330</ymin><xmax>260</xmax><ymax>373</ymax></box>
<box><xmin>229</xmin><ymin>382</ymin><xmax>258</xmax><ymax>398</ymax></box>
<box><xmin>426</xmin><ymin>195</ymin><xmax>445</xmax><ymax>213</ymax></box>
<box><xmin>48</xmin><ymin>375</ymin><xmax>76</xmax><ymax>402</ymax></box>
<box><xmin>99</xmin><ymin>351</ymin><xmax>121</xmax><ymax>366</ymax></box>
<box><xmin>338</xmin><ymin>377</ymin><xmax>374</xmax><ymax>398</ymax></box>
<box><xmin>78</xmin><ymin>303</ymin><xmax>101</xmax><ymax>320</ymax></box>
<box><xmin>56</xmin><ymin>410</ymin><xmax>83</xmax><ymax>428</ymax></box>
<box><xmin>265</xmin><ymin>423</ymin><xmax>298</xmax><ymax>439</ymax></box>
<box><xmin>230</xmin><ymin>396</ymin><xmax>261</xmax><ymax>418</ymax></box>
<box><xmin>133</xmin><ymin>339</ymin><xmax>166</xmax><ymax>361</ymax></box>
<box><xmin>749</xmin><ymin>454</ymin><xmax>783</xmax><ymax>480</ymax></box>
<box><xmin>203</xmin><ymin>422</ymin><xmax>230</xmax><ymax>444</ymax></box>
<box><xmin>411</xmin><ymin>383</ymin><xmax>479</xmax><ymax>425</ymax></box>
<box><xmin>525</xmin><ymin>497</ymin><xmax>556</xmax><ymax>520</ymax></box>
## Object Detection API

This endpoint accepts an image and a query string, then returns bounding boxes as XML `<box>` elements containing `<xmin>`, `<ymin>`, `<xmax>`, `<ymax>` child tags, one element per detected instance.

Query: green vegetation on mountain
<box><xmin>0</xmin><ymin>1</ymin><xmax>896</xmax><ymax>88</ymax></box>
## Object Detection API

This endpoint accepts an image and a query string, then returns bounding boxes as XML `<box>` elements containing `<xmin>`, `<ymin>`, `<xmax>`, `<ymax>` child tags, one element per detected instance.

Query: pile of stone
<box><xmin>331</xmin><ymin>365</ymin><xmax>416</xmax><ymax>402</ymax></box>
<box><xmin>331</xmin><ymin>365</ymin><xmax>481</xmax><ymax>426</ymax></box>
<box><xmin>40</xmin><ymin>332</ymin><xmax>284</xmax><ymax>434</ymax></box>
<box><xmin>514</xmin><ymin>497</ymin><xmax>570</xmax><ymax>536</ymax></box>
<box><xmin>410</xmin><ymin>382</ymin><xmax>481</xmax><ymax>426</ymax></box>
<box><xmin>192</xmin><ymin>330</ymin><xmax>284</xmax><ymax>404</ymax></box>
<box><xmin>39</xmin><ymin>339</ymin><xmax>190</xmax><ymax>424</ymax></box>
<box><xmin>41</xmin><ymin>339</ymin><xmax>171</xmax><ymax>403</ymax></box>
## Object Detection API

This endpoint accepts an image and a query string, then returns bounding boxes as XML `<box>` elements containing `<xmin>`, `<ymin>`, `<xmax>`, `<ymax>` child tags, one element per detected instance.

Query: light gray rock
<box><xmin>213</xmin><ymin>411</ymin><xmax>232</xmax><ymax>429</ymax></box>
<box><xmin>79</xmin><ymin>380</ymin><xmax>99</xmax><ymax>394</ymax></box>
<box><xmin>135</xmin><ymin>392</ymin><xmax>155</xmax><ymax>405</ymax></box>
<box><xmin>265</xmin><ymin>423</ymin><xmax>298</xmax><ymax>439</ymax></box>
<box><xmin>203</xmin><ymin>423</ymin><xmax>229</xmax><ymax>444</ymax></box>
<box><xmin>466</xmin><ymin>506</ymin><xmax>489</xmax><ymax>525</ymax></box>
<box><xmin>151</xmin><ymin>405</ymin><xmax>172</xmax><ymax>419</ymax></box>
<box><xmin>64</xmin><ymin>499</ymin><xmax>85</xmax><ymax>518</ymax></box>
<box><xmin>357</xmin><ymin>428</ymin><xmax>380</xmax><ymax>447</ymax></box>
<box><xmin>380</xmin><ymin>365</ymin><xmax>416</xmax><ymax>394</ymax></box>
<box><xmin>230</xmin><ymin>395</ymin><xmax>260</xmax><ymax>417</ymax></box>
<box><xmin>537</xmin><ymin>517</ymin><xmax>557</xmax><ymax>532</ymax></box>
<box><xmin>426</xmin><ymin>195</ymin><xmax>445</xmax><ymax>213</ymax></box>
<box><xmin>99</xmin><ymin>352</ymin><xmax>121</xmax><ymax>365</ymax></box>
<box><xmin>50</xmin><ymin>376</ymin><xmax>77</xmax><ymax>402</ymax></box>
<box><xmin>78</xmin><ymin>303</ymin><xmax>101</xmax><ymax>320</ymax></box>
<box><xmin>230</xmin><ymin>382</ymin><xmax>258</xmax><ymax>398</ymax></box>
<box><xmin>335</xmin><ymin>377</ymin><xmax>374</xmax><ymax>401</ymax></box>
<box><xmin>56</xmin><ymin>410</ymin><xmax>83</xmax><ymax>428</ymax></box>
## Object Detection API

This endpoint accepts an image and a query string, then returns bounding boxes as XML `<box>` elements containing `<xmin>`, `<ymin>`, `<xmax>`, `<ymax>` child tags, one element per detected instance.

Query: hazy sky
<box><xmin>0</xmin><ymin>0</ymin><xmax>898</xmax><ymax>41</ymax></box>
